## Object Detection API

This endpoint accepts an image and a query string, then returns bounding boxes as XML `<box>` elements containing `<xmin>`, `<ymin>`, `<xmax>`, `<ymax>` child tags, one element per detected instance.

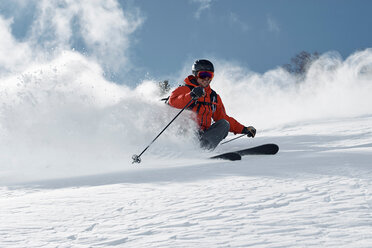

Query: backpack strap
<box><xmin>210</xmin><ymin>89</ymin><xmax>218</xmax><ymax>113</ymax></box>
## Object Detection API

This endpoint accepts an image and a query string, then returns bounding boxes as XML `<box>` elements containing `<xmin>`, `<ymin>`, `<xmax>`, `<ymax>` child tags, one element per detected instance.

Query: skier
<box><xmin>168</xmin><ymin>59</ymin><xmax>256</xmax><ymax>150</ymax></box>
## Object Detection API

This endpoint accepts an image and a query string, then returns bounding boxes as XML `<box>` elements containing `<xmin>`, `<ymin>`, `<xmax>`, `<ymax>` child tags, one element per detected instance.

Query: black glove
<box><xmin>190</xmin><ymin>86</ymin><xmax>205</xmax><ymax>100</ymax></box>
<box><xmin>242</xmin><ymin>126</ymin><xmax>256</xmax><ymax>138</ymax></box>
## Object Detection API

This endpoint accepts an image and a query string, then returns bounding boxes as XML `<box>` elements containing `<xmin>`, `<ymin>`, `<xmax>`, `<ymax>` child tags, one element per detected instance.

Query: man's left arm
<box><xmin>213</xmin><ymin>95</ymin><xmax>251</xmax><ymax>135</ymax></box>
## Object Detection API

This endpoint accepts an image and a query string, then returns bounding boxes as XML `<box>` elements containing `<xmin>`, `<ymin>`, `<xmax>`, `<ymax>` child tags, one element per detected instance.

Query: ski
<box><xmin>236</xmin><ymin>143</ymin><xmax>279</xmax><ymax>155</ymax></box>
<box><xmin>210</xmin><ymin>152</ymin><xmax>241</xmax><ymax>161</ymax></box>
<box><xmin>210</xmin><ymin>143</ymin><xmax>279</xmax><ymax>161</ymax></box>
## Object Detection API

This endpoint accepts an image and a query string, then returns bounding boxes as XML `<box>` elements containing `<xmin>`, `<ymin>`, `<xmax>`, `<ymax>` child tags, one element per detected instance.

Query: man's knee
<box><xmin>199</xmin><ymin>119</ymin><xmax>230</xmax><ymax>150</ymax></box>
<box><xmin>217</xmin><ymin>119</ymin><xmax>230</xmax><ymax>138</ymax></box>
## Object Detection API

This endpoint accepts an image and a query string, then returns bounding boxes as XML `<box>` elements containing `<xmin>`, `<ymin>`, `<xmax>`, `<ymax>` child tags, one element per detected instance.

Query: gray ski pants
<box><xmin>199</xmin><ymin>119</ymin><xmax>230</xmax><ymax>150</ymax></box>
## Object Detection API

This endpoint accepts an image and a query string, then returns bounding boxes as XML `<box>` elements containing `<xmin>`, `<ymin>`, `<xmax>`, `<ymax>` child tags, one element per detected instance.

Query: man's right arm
<box><xmin>168</xmin><ymin>86</ymin><xmax>192</xmax><ymax>109</ymax></box>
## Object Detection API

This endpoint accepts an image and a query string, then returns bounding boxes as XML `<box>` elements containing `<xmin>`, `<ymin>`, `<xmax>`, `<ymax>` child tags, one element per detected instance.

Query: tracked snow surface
<box><xmin>1</xmin><ymin>115</ymin><xmax>372</xmax><ymax>247</ymax></box>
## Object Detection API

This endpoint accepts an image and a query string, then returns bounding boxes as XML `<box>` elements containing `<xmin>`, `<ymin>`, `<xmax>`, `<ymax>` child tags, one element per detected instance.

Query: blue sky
<box><xmin>131</xmin><ymin>0</ymin><xmax>372</xmax><ymax>80</ymax></box>
<box><xmin>0</xmin><ymin>0</ymin><xmax>371</xmax><ymax>86</ymax></box>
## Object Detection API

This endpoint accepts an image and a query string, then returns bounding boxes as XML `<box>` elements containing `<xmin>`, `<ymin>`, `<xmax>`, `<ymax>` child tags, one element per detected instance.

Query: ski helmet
<box><xmin>192</xmin><ymin>59</ymin><xmax>214</xmax><ymax>76</ymax></box>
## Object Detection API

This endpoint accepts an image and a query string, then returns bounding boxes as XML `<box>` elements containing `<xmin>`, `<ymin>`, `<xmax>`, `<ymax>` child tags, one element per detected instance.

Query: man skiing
<box><xmin>168</xmin><ymin>59</ymin><xmax>256</xmax><ymax>150</ymax></box>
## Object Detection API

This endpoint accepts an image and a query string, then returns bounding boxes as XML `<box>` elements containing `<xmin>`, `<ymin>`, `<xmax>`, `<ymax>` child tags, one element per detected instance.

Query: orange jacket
<box><xmin>168</xmin><ymin>75</ymin><xmax>245</xmax><ymax>134</ymax></box>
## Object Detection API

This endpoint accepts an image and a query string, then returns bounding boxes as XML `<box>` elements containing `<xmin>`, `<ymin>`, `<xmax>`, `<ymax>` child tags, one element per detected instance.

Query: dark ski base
<box><xmin>210</xmin><ymin>152</ymin><xmax>241</xmax><ymax>161</ymax></box>
<box><xmin>236</xmin><ymin>143</ymin><xmax>279</xmax><ymax>155</ymax></box>
<box><xmin>210</xmin><ymin>143</ymin><xmax>279</xmax><ymax>161</ymax></box>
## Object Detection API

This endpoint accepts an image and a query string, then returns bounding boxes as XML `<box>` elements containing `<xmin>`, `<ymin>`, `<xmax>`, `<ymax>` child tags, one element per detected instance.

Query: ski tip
<box><xmin>235</xmin><ymin>143</ymin><xmax>280</xmax><ymax>156</ymax></box>
<box><xmin>269</xmin><ymin>143</ymin><xmax>279</xmax><ymax>154</ymax></box>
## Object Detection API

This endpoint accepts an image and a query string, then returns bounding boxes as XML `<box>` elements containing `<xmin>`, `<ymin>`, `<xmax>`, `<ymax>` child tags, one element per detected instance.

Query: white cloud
<box><xmin>29</xmin><ymin>0</ymin><xmax>144</xmax><ymax>73</ymax></box>
<box><xmin>0</xmin><ymin>0</ymin><xmax>144</xmax><ymax>76</ymax></box>
<box><xmin>191</xmin><ymin>0</ymin><xmax>214</xmax><ymax>19</ymax></box>
<box><xmin>229</xmin><ymin>12</ymin><xmax>249</xmax><ymax>32</ymax></box>
<box><xmin>267</xmin><ymin>15</ymin><xmax>280</xmax><ymax>33</ymax></box>
<box><xmin>0</xmin><ymin>17</ymin><xmax>32</xmax><ymax>74</ymax></box>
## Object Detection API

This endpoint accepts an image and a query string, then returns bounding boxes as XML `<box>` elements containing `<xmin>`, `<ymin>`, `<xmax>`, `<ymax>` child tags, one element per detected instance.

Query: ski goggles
<box><xmin>197</xmin><ymin>71</ymin><xmax>214</xmax><ymax>80</ymax></box>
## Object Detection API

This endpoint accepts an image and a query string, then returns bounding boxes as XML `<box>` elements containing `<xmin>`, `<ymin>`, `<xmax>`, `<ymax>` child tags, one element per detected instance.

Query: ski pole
<box><xmin>220</xmin><ymin>134</ymin><xmax>246</xmax><ymax>145</ymax></box>
<box><xmin>132</xmin><ymin>99</ymin><xmax>194</xmax><ymax>164</ymax></box>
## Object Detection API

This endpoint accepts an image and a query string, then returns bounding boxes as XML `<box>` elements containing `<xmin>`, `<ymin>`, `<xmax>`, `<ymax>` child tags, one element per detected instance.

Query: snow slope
<box><xmin>1</xmin><ymin>116</ymin><xmax>372</xmax><ymax>247</ymax></box>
